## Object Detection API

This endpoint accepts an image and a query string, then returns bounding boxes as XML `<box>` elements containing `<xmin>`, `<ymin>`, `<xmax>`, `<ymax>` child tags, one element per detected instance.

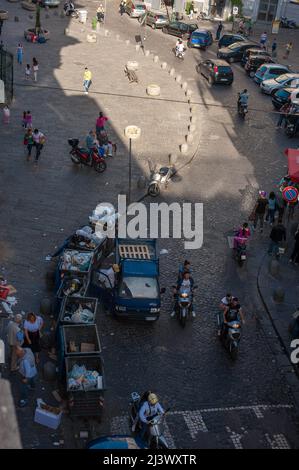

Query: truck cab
<box><xmin>93</xmin><ymin>238</ymin><xmax>162</xmax><ymax>321</ymax></box>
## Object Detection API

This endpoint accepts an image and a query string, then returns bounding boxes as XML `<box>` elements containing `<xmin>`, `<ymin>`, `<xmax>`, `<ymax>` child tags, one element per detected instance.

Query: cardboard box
<box><xmin>34</xmin><ymin>407</ymin><xmax>62</xmax><ymax>430</ymax></box>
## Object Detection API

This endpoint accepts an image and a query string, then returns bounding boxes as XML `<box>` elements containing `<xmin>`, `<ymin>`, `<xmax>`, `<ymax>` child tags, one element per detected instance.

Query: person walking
<box><xmin>3</xmin><ymin>105</ymin><xmax>10</xmax><ymax>124</ymax></box>
<box><xmin>252</xmin><ymin>190</ymin><xmax>269</xmax><ymax>233</ymax></box>
<box><xmin>7</xmin><ymin>314</ymin><xmax>24</xmax><ymax>372</ymax></box>
<box><xmin>265</xmin><ymin>191</ymin><xmax>277</xmax><ymax>224</ymax></box>
<box><xmin>283</xmin><ymin>42</ymin><xmax>293</xmax><ymax>59</ymax></box>
<box><xmin>23</xmin><ymin>312</ymin><xmax>43</xmax><ymax>363</ymax></box>
<box><xmin>216</xmin><ymin>21</ymin><xmax>223</xmax><ymax>41</ymax></box>
<box><xmin>25</xmin><ymin>110</ymin><xmax>32</xmax><ymax>129</ymax></box>
<box><xmin>290</xmin><ymin>226</ymin><xmax>299</xmax><ymax>264</ymax></box>
<box><xmin>83</xmin><ymin>67</ymin><xmax>92</xmax><ymax>94</ymax></box>
<box><xmin>276</xmin><ymin>99</ymin><xmax>291</xmax><ymax>129</ymax></box>
<box><xmin>32</xmin><ymin>57</ymin><xmax>39</xmax><ymax>82</ymax></box>
<box><xmin>96</xmin><ymin>112</ymin><xmax>108</xmax><ymax>135</ymax></box>
<box><xmin>271</xmin><ymin>38</ymin><xmax>277</xmax><ymax>58</ymax></box>
<box><xmin>17</xmin><ymin>43</ymin><xmax>23</xmax><ymax>64</ymax></box>
<box><xmin>32</xmin><ymin>128</ymin><xmax>46</xmax><ymax>164</ymax></box>
<box><xmin>25</xmin><ymin>64</ymin><xmax>31</xmax><ymax>80</ymax></box>
<box><xmin>260</xmin><ymin>31</ymin><xmax>268</xmax><ymax>50</ymax></box>
<box><xmin>16</xmin><ymin>346</ymin><xmax>38</xmax><ymax>407</ymax></box>
<box><xmin>24</xmin><ymin>128</ymin><xmax>34</xmax><ymax>161</ymax></box>
<box><xmin>268</xmin><ymin>219</ymin><xmax>286</xmax><ymax>256</ymax></box>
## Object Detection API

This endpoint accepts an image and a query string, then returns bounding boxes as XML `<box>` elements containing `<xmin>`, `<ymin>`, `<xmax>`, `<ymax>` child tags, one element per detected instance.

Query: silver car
<box><xmin>261</xmin><ymin>73</ymin><xmax>299</xmax><ymax>95</ymax></box>
<box><xmin>143</xmin><ymin>11</ymin><xmax>169</xmax><ymax>29</ymax></box>
<box><xmin>126</xmin><ymin>1</ymin><xmax>147</xmax><ymax>18</ymax></box>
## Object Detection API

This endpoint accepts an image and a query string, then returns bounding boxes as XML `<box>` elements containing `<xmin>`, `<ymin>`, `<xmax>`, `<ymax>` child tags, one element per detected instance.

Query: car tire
<box><xmin>249</xmin><ymin>71</ymin><xmax>255</xmax><ymax>78</ymax></box>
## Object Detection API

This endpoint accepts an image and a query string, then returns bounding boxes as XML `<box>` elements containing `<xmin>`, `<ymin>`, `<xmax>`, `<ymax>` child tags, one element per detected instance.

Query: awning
<box><xmin>285</xmin><ymin>148</ymin><xmax>299</xmax><ymax>182</ymax></box>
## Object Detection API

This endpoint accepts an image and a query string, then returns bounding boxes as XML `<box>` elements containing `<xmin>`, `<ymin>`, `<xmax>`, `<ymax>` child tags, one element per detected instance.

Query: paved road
<box><xmin>0</xmin><ymin>1</ymin><xmax>298</xmax><ymax>448</ymax></box>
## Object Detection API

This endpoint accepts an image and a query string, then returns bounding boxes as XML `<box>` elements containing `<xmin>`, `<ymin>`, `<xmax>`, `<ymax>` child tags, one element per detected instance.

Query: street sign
<box><xmin>233</xmin><ymin>6</ymin><xmax>239</xmax><ymax>15</ymax></box>
<box><xmin>282</xmin><ymin>186</ymin><xmax>299</xmax><ymax>203</ymax></box>
<box><xmin>124</xmin><ymin>125</ymin><xmax>141</xmax><ymax>140</ymax></box>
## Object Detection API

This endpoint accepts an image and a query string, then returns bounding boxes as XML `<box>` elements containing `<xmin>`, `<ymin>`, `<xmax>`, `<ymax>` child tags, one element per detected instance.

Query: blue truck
<box><xmin>92</xmin><ymin>238</ymin><xmax>163</xmax><ymax>321</ymax></box>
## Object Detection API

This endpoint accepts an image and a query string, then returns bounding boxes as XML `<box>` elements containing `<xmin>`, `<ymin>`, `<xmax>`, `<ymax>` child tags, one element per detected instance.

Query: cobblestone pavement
<box><xmin>0</xmin><ymin>1</ymin><xmax>299</xmax><ymax>449</ymax></box>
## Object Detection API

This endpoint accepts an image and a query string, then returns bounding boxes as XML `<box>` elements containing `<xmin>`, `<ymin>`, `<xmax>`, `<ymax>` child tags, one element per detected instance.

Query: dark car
<box><xmin>272</xmin><ymin>87</ymin><xmax>299</xmax><ymax>109</ymax></box>
<box><xmin>188</xmin><ymin>28</ymin><xmax>213</xmax><ymax>49</ymax></box>
<box><xmin>217</xmin><ymin>42</ymin><xmax>260</xmax><ymax>63</ymax></box>
<box><xmin>196</xmin><ymin>59</ymin><xmax>234</xmax><ymax>85</ymax></box>
<box><xmin>162</xmin><ymin>21</ymin><xmax>198</xmax><ymax>39</ymax></box>
<box><xmin>218</xmin><ymin>33</ymin><xmax>246</xmax><ymax>49</ymax></box>
<box><xmin>245</xmin><ymin>55</ymin><xmax>274</xmax><ymax>78</ymax></box>
<box><xmin>241</xmin><ymin>47</ymin><xmax>271</xmax><ymax>67</ymax></box>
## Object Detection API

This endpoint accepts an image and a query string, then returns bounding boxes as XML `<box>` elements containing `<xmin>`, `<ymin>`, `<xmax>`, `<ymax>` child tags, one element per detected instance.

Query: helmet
<box><xmin>148</xmin><ymin>393</ymin><xmax>158</xmax><ymax>405</ymax></box>
<box><xmin>259</xmin><ymin>190</ymin><xmax>266</xmax><ymax>197</ymax></box>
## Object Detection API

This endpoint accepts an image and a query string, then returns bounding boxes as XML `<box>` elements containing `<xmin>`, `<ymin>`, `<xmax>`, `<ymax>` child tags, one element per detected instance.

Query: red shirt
<box><xmin>96</xmin><ymin>116</ymin><xmax>108</xmax><ymax>128</ymax></box>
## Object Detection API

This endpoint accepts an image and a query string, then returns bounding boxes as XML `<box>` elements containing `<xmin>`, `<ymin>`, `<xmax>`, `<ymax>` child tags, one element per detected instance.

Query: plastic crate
<box><xmin>62</xmin><ymin>324</ymin><xmax>101</xmax><ymax>356</ymax></box>
<box><xmin>59</xmin><ymin>296</ymin><xmax>98</xmax><ymax>325</ymax></box>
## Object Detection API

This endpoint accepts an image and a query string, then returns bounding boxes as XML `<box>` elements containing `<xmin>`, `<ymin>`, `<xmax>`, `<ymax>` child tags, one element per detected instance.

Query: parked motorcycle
<box><xmin>68</xmin><ymin>139</ymin><xmax>107</xmax><ymax>173</ymax></box>
<box><xmin>217</xmin><ymin>310</ymin><xmax>242</xmax><ymax>360</ymax></box>
<box><xmin>197</xmin><ymin>11</ymin><xmax>214</xmax><ymax>21</ymax></box>
<box><xmin>148</xmin><ymin>163</ymin><xmax>176</xmax><ymax>197</ymax></box>
<box><xmin>129</xmin><ymin>392</ymin><xmax>169</xmax><ymax>449</ymax></box>
<box><xmin>172</xmin><ymin>285</ymin><xmax>197</xmax><ymax>327</ymax></box>
<box><xmin>280</xmin><ymin>17</ymin><xmax>297</xmax><ymax>28</ymax></box>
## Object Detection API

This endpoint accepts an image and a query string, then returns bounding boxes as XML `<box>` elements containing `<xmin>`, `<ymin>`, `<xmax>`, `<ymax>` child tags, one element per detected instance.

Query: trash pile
<box><xmin>61</xmin><ymin>276</ymin><xmax>87</xmax><ymax>297</ymax></box>
<box><xmin>63</xmin><ymin>303</ymin><xmax>94</xmax><ymax>324</ymax></box>
<box><xmin>67</xmin><ymin>364</ymin><xmax>103</xmax><ymax>391</ymax></box>
<box><xmin>0</xmin><ymin>276</ymin><xmax>18</xmax><ymax>316</ymax></box>
<box><xmin>89</xmin><ymin>205</ymin><xmax>119</xmax><ymax>229</ymax></box>
<box><xmin>60</xmin><ymin>250</ymin><xmax>93</xmax><ymax>273</ymax></box>
<box><xmin>71</xmin><ymin>226</ymin><xmax>102</xmax><ymax>250</ymax></box>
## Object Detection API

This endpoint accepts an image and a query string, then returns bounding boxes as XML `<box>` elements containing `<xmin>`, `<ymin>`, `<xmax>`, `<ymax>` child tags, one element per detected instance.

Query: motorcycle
<box><xmin>172</xmin><ymin>285</ymin><xmax>197</xmax><ymax>327</ymax></box>
<box><xmin>148</xmin><ymin>163</ymin><xmax>176</xmax><ymax>197</ymax></box>
<box><xmin>64</xmin><ymin>2</ymin><xmax>79</xmax><ymax>18</ymax></box>
<box><xmin>237</xmin><ymin>94</ymin><xmax>248</xmax><ymax>119</ymax></box>
<box><xmin>217</xmin><ymin>310</ymin><xmax>242</xmax><ymax>360</ymax></box>
<box><xmin>68</xmin><ymin>138</ymin><xmax>107</xmax><ymax>173</ymax></box>
<box><xmin>234</xmin><ymin>235</ymin><xmax>248</xmax><ymax>267</ymax></box>
<box><xmin>129</xmin><ymin>392</ymin><xmax>169</xmax><ymax>449</ymax></box>
<box><xmin>280</xmin><ymin>17</ymin><xmax>297</xmax><ymax>28</ymax></box>
<box><xmin>174</xmin><ymin>46</ymin><xmax>186</xmax><ymax>60</ymax></box>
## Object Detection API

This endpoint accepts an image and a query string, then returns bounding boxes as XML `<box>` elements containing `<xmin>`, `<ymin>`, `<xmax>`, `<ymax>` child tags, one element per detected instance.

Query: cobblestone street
<box><xmin>0</xmin><ymin>0</ymin><xmax>299</xmax><ymax>449</ymax></box>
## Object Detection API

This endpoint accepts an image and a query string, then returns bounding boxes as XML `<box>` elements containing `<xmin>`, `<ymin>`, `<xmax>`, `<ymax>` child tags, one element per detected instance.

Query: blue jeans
<box><xmin>268</xmin><ymin>240</ymin><xmax>279</xmax><ymax>256</ymax></box>
<box><xmin>83</xmin><ymin>80</ymin><xmax>91</xmax><ymax>92</ymax></box>
<box><xmin>20</xmin><ymin>377</ymin><xmax>36</xmax><ymax>401</ymax></box>
<box><xmin>266</xmin><ymin>208</ymin><xmax>276</xmax><ymax>224</ymax></box>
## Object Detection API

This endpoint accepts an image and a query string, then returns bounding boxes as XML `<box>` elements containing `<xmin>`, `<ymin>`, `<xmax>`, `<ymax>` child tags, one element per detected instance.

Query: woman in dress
<box><xmin>32</xmin><ymin>57</ymin><xmax>39</xmax><ymax>82</ymax></box>
<box><xmin>23</xmin><ymin>312</ymin><xmax>43</xmax><ymax>363</ymax></box>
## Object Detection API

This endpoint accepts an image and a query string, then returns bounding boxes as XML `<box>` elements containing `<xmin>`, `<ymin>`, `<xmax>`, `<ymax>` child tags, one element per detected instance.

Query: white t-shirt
<box><xmin>24</xmin><ymin>316</ymin><xmax>43</xmax><ymax>332</ymax></box>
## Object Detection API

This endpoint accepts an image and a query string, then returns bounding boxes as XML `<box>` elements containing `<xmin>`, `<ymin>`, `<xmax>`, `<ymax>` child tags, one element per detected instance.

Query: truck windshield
<box><xmin>118</xmin><ymin>276</ymin><xmax>159</xmax><ymax>299</ymax></box>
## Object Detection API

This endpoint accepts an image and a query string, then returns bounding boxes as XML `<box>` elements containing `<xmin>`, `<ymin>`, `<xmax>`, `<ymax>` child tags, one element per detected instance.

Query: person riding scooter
<box><xmin>97</xmin><ymin>4</ymin><xmax>105</xmax><ymax>22</ymax></box>
<box><xmin>139</xmin><ymin>393</ymin><xmax>165</xmax><ymax>440</ymax></box>
<box><xmin>64</xmin><ymin>0</ymin><xmax>75</xmax><ymax>15</ymax></box>
<box><xmin>238</xmin><ymin>89</ymin><xmax>249</xmax><ymax>111</ymax></box>
<box><xmin>171</xmin><ymin>271</ymin><xmax>195</xmax><ymax>318</ymax></box>
<box><xmin>221</xmin><ymin>297</ymin><xmax>245</xmax><ymax>339</ymax></box>
<box><xmin>233</xmin><ymin>222</ymin><xmax>251</xmax><ymax>249</ymax></box>
<box><xmin>175</xmin><ymin>39</ymin><xmax>185</xmax><ymax>57</ymax></box>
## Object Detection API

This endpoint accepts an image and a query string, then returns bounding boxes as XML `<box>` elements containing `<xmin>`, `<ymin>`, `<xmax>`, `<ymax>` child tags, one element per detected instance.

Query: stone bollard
<box><xmin>182</xmin><ymin>81</ymin><xmax>188</xmax><ymax>91</ymax></box>
<box><xmin>161</xmin><ymin>62</ymin><xmax>167</xmax><ymax>70</ymax></box>
<box><xmin>180</xmin><ymin>143</ymin><xmax>188</xmax><ymax>155</ymax></box>
<box><xmin>136</xmin><ymin>44</ymin><xmax>140</xmax><ymax>52</ymax></box>
<box><xmin>169</xmin><ymin>68</ymin><xmax>175</xmax><ymax>76</ymax></box>
<box><xmin>273</xmin><ymin>286</ymin><xmax>285</xmax><ymax>303</ymax></box>
<box><xmin>269</xmin><ymin>259</ymin><xmax>280</xmax><ymax>277</ymax></box>
<box><xmin>190</xmin><ymin>115</ymin><xmax>197</xmax><ymax>123</ymax></box>
<box><xmin>190</xmin><ymin>106</ymin><xmax>194</xmax><ymax>113</ymax></box>
<box><xmin>175</xmin><ymin>74</ymin><xmax>182</xmax><ymax>83</ymax></box>
<box><xmin>186</xmin><ymin>89</ymin><xmax>192</xmax><ymax>98</ymax></box>
<box><xmin>125</xmin><ymin>39</ymin><xmax>130</xmax><ymax>45</ymax></box>
<box><xmin>64</xmin><ymin>28</ymin><xmax>70</xmax><ymax>35</ymax></box>
<box><xmin>188</xmin><ymin>124</ymin><xmax>196</xmax><ymax>133</ymax></box>
<box><xmin>153</xmin><ymin>55</ymin><xmax>159</xmax><ymax>63</ymax></box>
<box><xmin>145</xmin><ymin>50</ymin><xmax>150</xmax><ymax>57</ymax></box>
<box><xmin>126</xmin><ymin>61</ymin><xmax>139</xmax><ymax>71</ymax></box>
<box><xmin>87</xmin><ymin>33</ymin><xmax>97</xmax><ymax>43</ymax></box>
<box><xmin>186</xmin><ymin>134</ymin><xmax>194</xmax><ymax>144</ymax></box>
<box><xmin>137</xmin><ymin>176</ymin><xmax>147</xmax><ymax>189</ymax></box>
<box><xmin>146</xmin><ymin>84</ymin><xmax>161</xmax><ymax>96</ymax></box>
<box><xmin>169</xmin><ymin>154</ymin><xmax>178</xmax><ymax>165</ymax></box>
<box><xmin>104</xmin><ymin>29</ymin><xmax>109</xmax><ymax>37</ymax></box>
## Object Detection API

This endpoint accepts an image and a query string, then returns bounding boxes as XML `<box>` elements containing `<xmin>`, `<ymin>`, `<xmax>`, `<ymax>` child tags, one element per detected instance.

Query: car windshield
<box><xmin>218</xmin><ymin>66</ymin><xmax>232</xmax><ymax>72</ymax></box>
<box><xmin>275</xmin><ymin>74</ymin><xmax>290</xmax><ymax>83</ymax></box>
<box><xmin>277</xmin><ymin>89</ymin><xmax>290</xmax><ymax>98</ymax></box>
<box><xmin>192</xmin><ymin>32</ymin><xmax>205</xmax><ymax>38</ymax></box>
<box><xmin>118</xmin><ymin>276</ymin><xmax>159</xmax><ymax>299</ymax></box>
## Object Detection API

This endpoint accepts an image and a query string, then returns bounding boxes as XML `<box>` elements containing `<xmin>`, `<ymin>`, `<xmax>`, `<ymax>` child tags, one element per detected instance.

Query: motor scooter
<box><xmin>148</xmin><ymin>163</ymin><xmax>176</xmax><ymax>197</ymax></box>
<box><xmin>217</xmin><ymin>310</ymin><xmax>242</xmax><ymax>360</ymax></box>
<box><xmin>237</xmin><ymin>94</ymin><xmax>248</xmax><ymax>119</ymax></box>
<box><xmin>68</xmin><ymin>139</ymin><xmax>107</xmax><ymax>173</ymax></box>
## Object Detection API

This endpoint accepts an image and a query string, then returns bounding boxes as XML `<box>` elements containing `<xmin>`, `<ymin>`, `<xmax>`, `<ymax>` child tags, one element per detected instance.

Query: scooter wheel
<box><xmin>94</xmin><ymin>161</ymin><xmax>107</xmax><ymax>173</ymax></box>
<box><xmin>148</xmin><ymin>183</ymin><xmax>160</xmax><ymax>197</ymax></box>
<box><xmin>71</xmin><ymin>155</ymin><xmax>80</xmax><ymax>164</ymax></box>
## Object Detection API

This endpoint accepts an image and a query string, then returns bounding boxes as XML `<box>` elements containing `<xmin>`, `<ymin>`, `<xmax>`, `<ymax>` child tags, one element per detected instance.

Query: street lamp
<box><xmin>124</xmin><ymin>125</ymin><xmax>141</xmax><ymax>205</ymax></box>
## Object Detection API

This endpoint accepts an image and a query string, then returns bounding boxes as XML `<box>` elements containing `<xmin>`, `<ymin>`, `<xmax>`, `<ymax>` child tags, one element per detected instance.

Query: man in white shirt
<box><xmin>16</xmin><ymin>346</ymin><xmax>38</xmax><ymax>407</ymax></box>
<box><xmin>32</xmin><ymin>128</ymin><xmax>45</xmax><ymax>163</ymax></box>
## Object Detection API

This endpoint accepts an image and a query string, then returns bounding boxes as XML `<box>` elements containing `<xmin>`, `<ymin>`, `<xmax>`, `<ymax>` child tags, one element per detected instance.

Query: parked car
<box><xmin>272</xmin><ymin>88</ymin><xmax>299</xmax><ymax>109</ymax></box>
<box><xmin>218</xmin><ymin>33</ymin><xmax>246</xmax><ymax>49</ymax></box>
<box><xmin>125</xmin><ymin>1</ymin><xmax>147</xmax><ymax>18</ymax></box>
<box><xmin>254</xmin><ymin>63</ymin><xmax>290</xmax><ymax>85</ymax></box>
<box><xmin>142</xmin><ymin>10</ymin><xmax>168</xmax><ymax>28</ymax></box>
<box><xmin>217</xmin><ymin>42</ymin><xmax>259</xmax><ymax>63</ymax></box>
<box><xmin>245</xmin><ymin>55</ymin><xmax>274</xmax><ymax>78</ymax></box>
<box><xmin>260</xmin><ymin>73</ymin><xmax>299</xmax><ymax>95</ymax></box>
<box><xmin>32</xmin><ymin>0</ymin><xmax>60</xmax><ymax>5</ymax></box>
<box><xmin>162</xmin><ymin>21</ymin><xmax>198</xmax><ymax>39</ymax></box>
<box><xmin>196</xmin><ymin>59</ymin><xmax>233</xmax><ymax>85</ymax></box>
<box><xmin>188</xmin><ymin>28</ymin><xmax>213</xmax><ymax>49</ymax></box>
<box><xmin>241</xmin><ymin>48</ymin><xmax>271</xmax><ymax>67</ymax></box>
